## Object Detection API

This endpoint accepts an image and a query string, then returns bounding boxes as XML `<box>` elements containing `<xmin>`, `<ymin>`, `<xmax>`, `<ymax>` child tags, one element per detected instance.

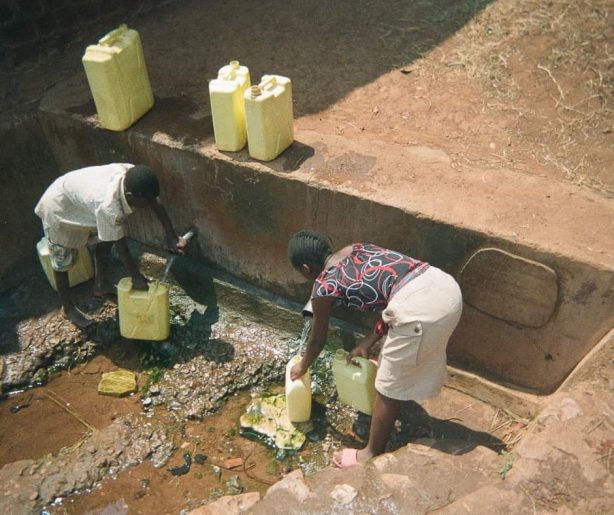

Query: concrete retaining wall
<box><xmin>35</xmin><ymin>107</ymin><xmax>614</xmax><ymax>394</ymax></box>
<box><xmin>0</xmin><ymin>116</ymin><xmax>58</xmax><ymax>288</ymax></box>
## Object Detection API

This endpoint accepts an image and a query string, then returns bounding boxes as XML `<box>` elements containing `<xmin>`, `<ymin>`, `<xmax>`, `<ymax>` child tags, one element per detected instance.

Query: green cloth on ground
<box><xmin>240</xmin><ymin>394</ymin><xmax>310</xmax><ymax>450</ymax></box>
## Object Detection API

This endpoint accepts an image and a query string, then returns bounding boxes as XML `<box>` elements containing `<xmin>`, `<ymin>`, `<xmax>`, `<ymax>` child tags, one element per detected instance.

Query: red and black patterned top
<box><xmin>311</xmin><ymin>243</ymin><xmax>430</xmax><ymax>313</ymax></box>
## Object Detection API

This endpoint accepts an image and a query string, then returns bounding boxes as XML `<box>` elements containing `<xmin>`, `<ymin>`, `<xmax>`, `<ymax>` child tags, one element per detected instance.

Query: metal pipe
<box><xmin>302</xmin><ymin>299</ymin><xmax>313</xmax><ymax>317</ymax></box>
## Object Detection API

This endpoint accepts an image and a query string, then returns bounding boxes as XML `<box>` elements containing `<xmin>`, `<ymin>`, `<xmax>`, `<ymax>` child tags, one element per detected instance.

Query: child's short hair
<box><xmin>288</xmin><ymin>230</ymin><xmax>333</xmax><ymax>268</ymax></box>
<box><xmin>125</xmin><ymin>165</ymin><xmax>160</xmax><ymax>199</ymax></box>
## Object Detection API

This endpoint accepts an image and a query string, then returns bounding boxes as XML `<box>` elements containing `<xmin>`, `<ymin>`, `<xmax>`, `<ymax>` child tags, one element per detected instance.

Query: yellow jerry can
<box><xmin>209</xmin><ymin>60</ymin><xmax>251</xmax><ymax>151</ymax></box>
<box><xmin>82</xmin><ymin>24</ymin><xmax>154</xmax><ymax>131</ymax></box>
<box><xmin>332</xmin><ymin>349</ymin><xmax>377</xmax><ymax>415</ymax></box>
<box><xmin>117</xmin><ymin>278</ymin><xmax>170</xmax><ymax>341</ymax></box>
<box><xmin>285</xmin><ymin>355</ymin><xmax>312</xmax><ymax>422</ymax></box>
<box><xmin>36</xmin><ymin>237</ymin><xmax>94</xmax><ymax>291</ymax></box>
<box><xmin>244</xmin><ymin>75</ymin><xmax>294</xmax><ymax>161</ymax></box>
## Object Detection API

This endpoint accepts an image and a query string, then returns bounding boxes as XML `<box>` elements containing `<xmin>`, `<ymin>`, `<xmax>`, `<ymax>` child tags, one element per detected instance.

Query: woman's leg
<box><xmin>356</xmin><ymin>391</ymin><xmax>402</xmax><ymax>462</ymax></box>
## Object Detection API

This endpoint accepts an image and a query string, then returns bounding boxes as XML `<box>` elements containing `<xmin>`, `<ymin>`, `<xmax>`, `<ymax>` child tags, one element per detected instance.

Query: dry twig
<box><xmin>45</xmin><ymin>389</ymin><xmax>97</xmax><ymax>433</ymax></box>
<box><xmin>537</xmin><ymin>64</ymin><xmax>566</xmax><ymax>102</ymax></box>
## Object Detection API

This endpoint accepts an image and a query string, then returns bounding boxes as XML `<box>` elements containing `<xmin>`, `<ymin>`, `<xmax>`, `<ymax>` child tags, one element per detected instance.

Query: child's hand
<box><xmin>132</xmin><ymin>273</ymin><xmax>149</xmax><ymax>290</ymax></box>
<box><xmin>167</xmin><ymin>236</ymin><xmax>186</xmax><ymax>255</ymax></box>
<box><xmin>290</xmin><ymin>362</ymin><xmax>308</xmax><ymax>381</ymax></box>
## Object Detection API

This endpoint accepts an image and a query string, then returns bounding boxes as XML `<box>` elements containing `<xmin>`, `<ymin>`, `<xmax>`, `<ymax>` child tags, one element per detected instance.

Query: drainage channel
<box><xmin>0</xmin><ymin>248</ymin><xmax>528</xmax><ymax>514</ymax></box>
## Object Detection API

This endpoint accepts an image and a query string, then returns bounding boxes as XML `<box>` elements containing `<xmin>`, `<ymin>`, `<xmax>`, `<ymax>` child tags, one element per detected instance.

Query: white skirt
<box><xmin>375</xmin><ymin>266</ymin><xmax>463</xmax><ymax>401</ymax></box>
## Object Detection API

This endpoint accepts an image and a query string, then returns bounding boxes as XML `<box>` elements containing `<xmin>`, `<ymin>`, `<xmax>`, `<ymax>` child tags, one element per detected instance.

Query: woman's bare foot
<box><xmin>356</xmin><ymin>448</ymin><xmax>374</xmax><ymax>463</ymax></box>
<box><xmin>63</xmin><ymin>306</ymin><xmax>93</xmax><ymax>329</ymax></box>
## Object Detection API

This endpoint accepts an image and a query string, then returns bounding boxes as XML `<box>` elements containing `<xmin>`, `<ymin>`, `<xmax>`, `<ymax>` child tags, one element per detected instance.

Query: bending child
<box><xmin>35</xmin><ymin>163</ymin><xmax>186</xmax><ymax>328</ymax></box>
<box><xmin>287</xmin><ymin>230</ymin><xmax>462</xmax><ymax>467</ymax></box>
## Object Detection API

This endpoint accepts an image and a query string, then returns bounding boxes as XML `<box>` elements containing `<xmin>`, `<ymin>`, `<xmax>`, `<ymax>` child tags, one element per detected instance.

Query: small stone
<box><xmin>211</xmin><ymin>465</ymin><xmax>222</xmax><ymax>480</ymax></box>
<box><xmin>29</xmin><ymin>491</ymin><xmax>39</xmax><ymax>501</ymax></box>
<box><xmin>225</xmin><ymin>474</ymin><xmax>245</xmax><ymax>495</ymax></box>
<box><xmin>194</xmin><ymin>454</ymin><xmax>207</xmax><ymax>465</ymax></box>
<box><xmin>223</xmin><ymin>457</ymin><xmax>243</xmax><ymax>469</ymax></box>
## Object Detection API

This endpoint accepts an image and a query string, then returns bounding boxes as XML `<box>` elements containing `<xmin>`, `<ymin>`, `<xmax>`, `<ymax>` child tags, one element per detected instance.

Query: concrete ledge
<box><xmin>33</xmin><ymin>79</ymin><xmax>614</xmax><ymax>394</ymax></box>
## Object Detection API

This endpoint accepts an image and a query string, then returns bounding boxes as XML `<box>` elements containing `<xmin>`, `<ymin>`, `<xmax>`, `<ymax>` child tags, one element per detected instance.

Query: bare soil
<box><xmin>3</xmin><ymin>0</ymin><xmax>612</xmax><ymax>197</ymax></box>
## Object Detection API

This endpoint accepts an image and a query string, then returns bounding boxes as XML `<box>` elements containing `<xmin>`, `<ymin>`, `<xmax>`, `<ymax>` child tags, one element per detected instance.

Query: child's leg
<box><xmin>357</xmin><ymin>392</ymin><xmax>402</xmax><ymax>462</ymax></box>
<box><xmin>48</xmin><ymin>238</ymin><xmax>92</xmax><ymax>328</ymax></box>
<box><xmin>93</xmin><ymin>241</ymin><xmax>115</xmax><ymax>297</ymax></box>
<box><xmin>53</xmin><ymin>270</ymin><xmax>92</xmax><ymax>328</ymax></box>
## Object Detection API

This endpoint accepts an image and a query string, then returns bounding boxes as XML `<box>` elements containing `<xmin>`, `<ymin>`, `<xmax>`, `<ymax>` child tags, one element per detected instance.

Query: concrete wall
<box><xmin>36</xmin><ymin>109</ymin><xmax>614</xmax><ymax>395</ymax></box>
<box><xmin>0</xmin><ymin>115</ymin><xmax>59</xmax><ymax>288</ymax></box>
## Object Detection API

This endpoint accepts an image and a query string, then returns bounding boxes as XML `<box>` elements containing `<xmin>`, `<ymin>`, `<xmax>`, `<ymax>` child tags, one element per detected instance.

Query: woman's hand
<box><xmin>290</xmin><ymin>362</ymin><xmax>308</xmax><ymax>381</ymax></box>
<box><xmin>346</xmin><ymin>319</ymin><xmax>384</xmax><ymax>364</ymax></box>
<box><xmin>347</xmin><ymin>339</ymin><xmax>373</xmax><ymax>364</ymax></box>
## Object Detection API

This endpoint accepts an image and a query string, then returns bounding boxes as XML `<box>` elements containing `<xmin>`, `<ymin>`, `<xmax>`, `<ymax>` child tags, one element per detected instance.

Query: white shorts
<box><xmin>44</xmin><ymin>229</ymin><xmax>99</xmax><ymax>272</ymax></box>
<box><xmin>375</xmin><ymin>266</ymin><xmax>463</xmax><ymax>401</ymax></box>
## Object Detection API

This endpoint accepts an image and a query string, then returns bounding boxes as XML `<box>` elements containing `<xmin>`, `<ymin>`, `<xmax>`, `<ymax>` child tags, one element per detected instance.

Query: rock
<box><xmin>371</xmin><ymin>453</ymin><xmax>398</xmax><ymax>472</ymax></box>
<box><xmin>330</xmin><ymin>484</ymin><xmax>357</xmax><ymax>505</ymax></box>
<box><xmin>265</xmin><ymin>470</ymin><xmax>312</xmax><ymax>502</ymax></box>
<box><xmin>97</xmin><ymin>370</ymin><xmax>137</xmax><ymax>397</ymax></box>
<box><xmin>30</xmin><ymin>368</ymin><xmax>48</xmax><ymax>386</ymax></box>
<box><xmin>188</xmin><ymin>492</ymin><xmax>260</xmax><ymax>514</ymax></box>
<box><xmin>381</xmin><ymin>473</ymin><xmax>413</xmax><ymax>492</ymax></box>
<box><xmin>225</xmin><ymin>475</ymin><xmax>245</xmax><ymax>495</ymax></box>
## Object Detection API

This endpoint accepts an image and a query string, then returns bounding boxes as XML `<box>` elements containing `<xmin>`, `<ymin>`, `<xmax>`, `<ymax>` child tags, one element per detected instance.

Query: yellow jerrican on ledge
<box><xmin>82</xmin><ymin>24</ymin><xmax>154</xmax><ymax>131</ymax></box>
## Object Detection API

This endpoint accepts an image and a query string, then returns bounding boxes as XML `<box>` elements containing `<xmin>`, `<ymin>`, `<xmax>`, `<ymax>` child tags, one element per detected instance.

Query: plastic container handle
<box><xmin>99</xmin><ymin>24</ymin><xmax>128</xmax><ymax>46</ymax></box>
<box><xmin>259</xmin><ymin>76</ymin><xmax>277</xmax><ymax>91</ymax></box>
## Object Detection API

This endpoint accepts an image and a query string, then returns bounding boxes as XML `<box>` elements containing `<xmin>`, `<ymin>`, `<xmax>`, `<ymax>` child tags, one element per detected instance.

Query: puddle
<box><xmin>0</xmin><ymin>249</ymin><xmax>525</xmax><ymax>513</ymax></box>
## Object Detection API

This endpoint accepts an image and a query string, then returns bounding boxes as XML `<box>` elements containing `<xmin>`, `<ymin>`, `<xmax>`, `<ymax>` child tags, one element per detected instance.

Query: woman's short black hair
<box><xmin>288</xmin><ymin>230</ymin><xmax>333</xmax><ymax>268</ymax></box>
<box><xmin>124</xmin><ymin>164</ymin><xmax>160</xmax><ymax>199</ymax></box>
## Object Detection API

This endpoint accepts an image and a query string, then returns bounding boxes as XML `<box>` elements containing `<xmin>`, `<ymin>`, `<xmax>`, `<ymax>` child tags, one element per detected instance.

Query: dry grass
<box><xmin>415</xmin><ymin>0</ymin><xmax>614</xmax><ymax>194</ymax></box>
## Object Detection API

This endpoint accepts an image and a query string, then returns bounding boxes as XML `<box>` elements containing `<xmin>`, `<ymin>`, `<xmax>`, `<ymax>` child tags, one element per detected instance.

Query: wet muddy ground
<box><xmin>0</xmin><ymin>247</ymin><xmax>524</xmax><ymax>513</ymax></box>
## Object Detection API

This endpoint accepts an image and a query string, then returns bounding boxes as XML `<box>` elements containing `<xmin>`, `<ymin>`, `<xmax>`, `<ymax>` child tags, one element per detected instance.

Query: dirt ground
<box><xmin>3</xmin><ymin>0</ymin><xmax>613</xmax><ymax>196</ymax></box>
<box><xmin>1</xmin><ymin>0</ymin><xmax>613</xmax><ymax>513</ymax></box>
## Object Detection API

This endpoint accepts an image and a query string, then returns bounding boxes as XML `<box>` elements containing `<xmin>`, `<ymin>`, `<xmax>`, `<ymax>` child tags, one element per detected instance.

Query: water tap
<box><xmin>181</xmin><ymin>228</ymin><xmax>197</xmax><ymax>242</ymax></box>
<box><xmin>302</xmin><ymin>299</ymin><xmax>313</xmax><ymax>317</ymax></box>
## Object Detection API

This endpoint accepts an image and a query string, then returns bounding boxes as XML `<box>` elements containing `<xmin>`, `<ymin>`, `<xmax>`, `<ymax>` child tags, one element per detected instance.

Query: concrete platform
<box><xmin>35</xmin><ymin>71</ymin><xmax>614</xmax><ymax>395</ymax></box>
<box><xmin>1</xmin><ymin>0</ymin><xmax>611</xmax><ymax>395</ymax></box>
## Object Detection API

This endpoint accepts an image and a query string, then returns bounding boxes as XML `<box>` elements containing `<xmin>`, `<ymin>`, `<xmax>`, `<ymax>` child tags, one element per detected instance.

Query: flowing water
<box><xmin>298</xmin><ymin>316</ymin><xmax>312</xmax><ymax>355</ymax></box>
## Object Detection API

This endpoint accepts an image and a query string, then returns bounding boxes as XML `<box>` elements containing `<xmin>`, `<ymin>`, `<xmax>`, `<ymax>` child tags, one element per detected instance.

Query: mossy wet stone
<box><xmin>97</xmin><ymin>369</ymin><xmax>137</xmax><ymax>397</ymax></box>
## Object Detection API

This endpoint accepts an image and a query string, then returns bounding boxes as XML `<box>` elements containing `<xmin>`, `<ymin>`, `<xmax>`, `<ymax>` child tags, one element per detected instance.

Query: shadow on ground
<box><xmin>350</xmin><ymin>400</ymin><xmax>505</xmax><ymax>455</ymax></box>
